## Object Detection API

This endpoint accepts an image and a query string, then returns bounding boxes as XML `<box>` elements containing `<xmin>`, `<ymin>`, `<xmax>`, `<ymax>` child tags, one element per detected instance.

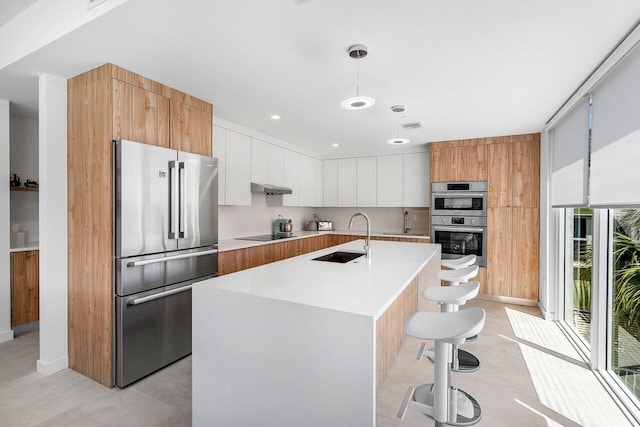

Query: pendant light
<box><xmin>341</xmin><ymin>44</ymin><xmax>375</xmax><ymax>110</ymax></box>
<box><xmin>387</xmin><ymin>105</ymin><xmax>410</xmax><ymax>145</ymax></box>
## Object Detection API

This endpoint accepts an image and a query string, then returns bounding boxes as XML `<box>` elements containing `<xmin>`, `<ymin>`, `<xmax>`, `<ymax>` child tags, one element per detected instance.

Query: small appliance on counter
<box><xmin>273</xmin><ymin>216</ymin><xmax>293</xmax><ymax>237</ymax></box>
<box><xmin>305</xmin><ymin>213</ymin><xmax>333</xmax><ymax>231</ymax></box>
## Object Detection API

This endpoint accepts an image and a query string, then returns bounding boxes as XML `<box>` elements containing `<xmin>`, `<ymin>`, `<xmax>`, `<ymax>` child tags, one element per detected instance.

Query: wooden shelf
<box><xmin>10</xmin><ymin>186</ymin><xmax>38</xmax><ymax>192</ymax></box>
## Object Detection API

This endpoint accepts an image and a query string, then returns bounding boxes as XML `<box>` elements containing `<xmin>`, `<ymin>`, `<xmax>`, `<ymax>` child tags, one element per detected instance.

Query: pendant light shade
<box><xmin>387</xmin><ymin>105</ymin><xmax>410</xmax><ymax>145</ymax></box>
<box><xmin>341</xmin><ymin>44</ymin><xmax>375</xmax><ymax>111</ymax></box>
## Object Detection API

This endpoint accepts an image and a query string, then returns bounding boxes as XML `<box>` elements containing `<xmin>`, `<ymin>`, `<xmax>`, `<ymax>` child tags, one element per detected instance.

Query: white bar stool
<box><xmin>398</xmin><ymin>307</ymin><xmax>486</xmax><ymax>426</ymax></box>
<box><xmin>441</xmin><ymin>254</ymin><xmax>477</xmax><ymax>270</ymax></box>
<box><xmin>435</xmin><ymin>265</ymin><xmax>479</xmax><ymax>287</ymax></box>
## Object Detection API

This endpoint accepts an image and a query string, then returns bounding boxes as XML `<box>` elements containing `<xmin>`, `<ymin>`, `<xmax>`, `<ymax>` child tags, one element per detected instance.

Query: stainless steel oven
<box><xmin>431</xmin><ymin>216</ymin><xmax>486</xmax><ymax>267</ymax></box>
<box><xmin>431</xmin><ymin>181</ymin><xmax>487</xmax><ymax>217</ymax></box>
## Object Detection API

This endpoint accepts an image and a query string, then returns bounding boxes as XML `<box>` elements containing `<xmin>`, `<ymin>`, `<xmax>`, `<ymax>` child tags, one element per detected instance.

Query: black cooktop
<box><xmin>236</xmin><ymin>234</ymin><xmax>296</xmax><ymax>241</ymax></box>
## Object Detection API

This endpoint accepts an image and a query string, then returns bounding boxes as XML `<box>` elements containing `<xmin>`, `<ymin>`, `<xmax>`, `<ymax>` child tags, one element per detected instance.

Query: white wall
<box><xmin>10</xmin><ymin>116</ymin><xmax>38</xmax><ymax>242</ymax></box>
<box><xmin>0</xmin><ymin>99</ymin><xmax>13</xmax><ymax>343</ymax></box>
<box><xmin>37</xmin><ymin>74</ymin><xmax>68</xmax><ymax>375</ymax></box>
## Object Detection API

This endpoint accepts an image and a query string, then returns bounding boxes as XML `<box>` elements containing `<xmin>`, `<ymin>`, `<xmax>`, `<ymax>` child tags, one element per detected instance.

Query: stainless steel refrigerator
<box><xmin>114</xmin><ymin>139</ymin><xmax>218</xmax><ymax>387</ymax></box>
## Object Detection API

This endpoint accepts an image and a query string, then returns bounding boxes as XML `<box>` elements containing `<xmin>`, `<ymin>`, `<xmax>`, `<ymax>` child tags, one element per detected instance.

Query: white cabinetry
<box><xmin>251</xmin><ymin>138</ymin><xmax>269</xmax><ymax>184</ymax></box>
<box><xmin>224</xmin><ymin>130</ymin><xmax>252</xmax><ymax>206</ymax></box>
<box><xmin>268</xmin><ymin>144</ymin><xmax>284</xmax><ymax>185</ymax></box>
<box><xmin>356</xmin><ymin>157</ymin><xmax>377</xmax><ymax>207</ymax></box>
<box><xmin>337</xmin><ymin>158</ymin><xmax>357</xmax><ymax>207</ymax></box>
<box><xmin>283</xmin><ymin>150</ymin><xmax>300</xmax><ymax>206</ymax></box>
<box><xmin>323</xmin><ymin>159</ymin><xmax>338</xmax><ymax>207</ymax></box>
<box><xmin>314</xmin><ymin>158</ymin><xmax>323</xmax><ymax>206</ymax></box>
<box><xmin>377</xmin><ymin>155</ymin><xmax>403</xmax><ymax>207</ymax></box>
<box><xmin>212</xmin><ymin>125</ymin><xmax>226</xmax><ymax>205</ymax></box>
<box><xmin>298</xmin><ymin>154</ymin><xmax>316</xmax><ymax>207</ymax></box>
<box><xmin>403</xmin><ymin>152</ymin><xmax>430</xmax><ymax>207</ymax></box>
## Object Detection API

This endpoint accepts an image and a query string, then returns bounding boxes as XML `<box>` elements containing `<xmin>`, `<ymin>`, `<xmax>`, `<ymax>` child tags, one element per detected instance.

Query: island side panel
<box><xmin>418</xmin><ymin>244</ymin><xmax>441</xmax><ymax>312</ymax></box>
<box><xmin>375</xmin><ymin>276</ymin><xmax>418</xmax><ymax>393</ymax></box>
<box><xmin>193</xmin><ymin>287</ymin><xmax>375</xmax><ymax>427</ymax></box>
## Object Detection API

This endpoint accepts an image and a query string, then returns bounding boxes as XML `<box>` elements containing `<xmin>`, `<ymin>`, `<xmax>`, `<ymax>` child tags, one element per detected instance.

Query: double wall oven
<box><xmin>431</xmin><ymin>182</ymin><xmax>487</xmax><ymax>267</ymax></box>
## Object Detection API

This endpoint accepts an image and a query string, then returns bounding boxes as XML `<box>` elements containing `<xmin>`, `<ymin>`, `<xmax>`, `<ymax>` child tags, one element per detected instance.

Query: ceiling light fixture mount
<box><xmin>387</xmin><ymin>105</ymin><xmax>410</xmax><ymax>145</ymax></box>
<box><xmin>341</xmin><ymin>44</ymin><xmax>375</xmax><ymax>111</ymax></box>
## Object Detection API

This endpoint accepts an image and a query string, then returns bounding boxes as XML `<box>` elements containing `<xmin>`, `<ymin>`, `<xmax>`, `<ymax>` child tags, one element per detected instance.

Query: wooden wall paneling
<box><xmin>511</xmin><ymin>208</ymin><xmax>539</xmax><ymax>300</ymax></box>
<box><xmin>486</xmin><ymin>207</ymin><xmax>512</xmax><ymax>297</ymax></box>
<box><xmin>112</xmin><ymin>79</ymin><xmax>170</xmax><ymax>148</ymax></box>
<box><xmin>375</xmin><ymin>276</ymin><xmax>418</xmax><ymax>393</ymax></box>
<box><xmin>10</xmin><ymin>251</ymin><xmax>39</xmax><ymax>327</ymax></box>
<box><xmin>67</xmin><ymin>64</ymin><xmax>114</xmax><ymax>387</ymax></box>
<box><xmin>487</xmin><ymin>143</ymin><xmax>512</xmax><ymax>208</ymax></box>
<box><xmin>457</xmin><ymin>145</ymin><xmax>487</xmax><ymax>181</ymax></box>
<box><xmin>512</xmin><ymin>138</ymin><xmax>540</xmax><ymax>208</ymax></box>
<box><xmin>430</xmin><ymin>147</ymin><xmax>457</xmax><ymax>182</ymax></box>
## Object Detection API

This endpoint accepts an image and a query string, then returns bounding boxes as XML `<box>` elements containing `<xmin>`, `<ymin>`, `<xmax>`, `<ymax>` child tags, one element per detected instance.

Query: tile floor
<box><xmin>0</xmin><ymin>300</ymin><xmax>634</xmax><ymax>426</ymax></box>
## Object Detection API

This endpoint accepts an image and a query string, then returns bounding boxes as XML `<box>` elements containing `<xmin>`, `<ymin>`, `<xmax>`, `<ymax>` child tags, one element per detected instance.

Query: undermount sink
<box><xmin>312</xmin><ymin>251</ymin><xmax>364</xmax><ymax>264</ymax></box>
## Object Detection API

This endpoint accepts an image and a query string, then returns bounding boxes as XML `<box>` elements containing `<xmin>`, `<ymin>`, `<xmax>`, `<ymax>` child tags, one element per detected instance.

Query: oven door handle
<box><xmin>128</xmin><ymin>285</ymin><xmax>192</xmax><ymax>306</ymax></box>
<box><xmin>433</xmin><ymin>226</ymin><xmax>485</xmax><ymax>233</ymax></box>
<box><xmin>432</xmin><ymin>192</ymin><xmax>486</xmax><ymax>198</ymax></box>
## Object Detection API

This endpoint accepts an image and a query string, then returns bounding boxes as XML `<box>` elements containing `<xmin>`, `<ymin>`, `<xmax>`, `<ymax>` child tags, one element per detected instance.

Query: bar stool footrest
<box><xmin>412</xmin><ymin>383</ymin><xmax>482</xmax><ymax>426</ymax></box>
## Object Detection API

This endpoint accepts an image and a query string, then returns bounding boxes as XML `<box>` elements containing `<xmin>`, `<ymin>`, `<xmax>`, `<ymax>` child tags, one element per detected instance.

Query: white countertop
<box><xmin>10</xmin><ymin>242</ymin><xmax>39</xmax><ymax>253</ymax></box>
<box><xmin>218</xmin><ymin>230</ymin><xmax>429</xmax><ymax>252</ymax></box>
<box><xmin>196</xmin><ymin>239</ymin><xmax>439</xmax><ymax>319</ymax></box>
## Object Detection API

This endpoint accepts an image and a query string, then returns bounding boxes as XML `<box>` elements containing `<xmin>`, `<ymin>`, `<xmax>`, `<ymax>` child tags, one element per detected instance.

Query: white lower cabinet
<box><xmin>224</xmin><ymin>130</ymin><xmax>252</xmax><ymax>206</ymax></box>
<box><xmin>357</xmin><ymin>157</ymin><xmax>377</xmax><ymax>207</ymax></box>
<box><xmin>212</xmin><ymin>125</ymin><xmax>226</xmax><ymax>205</ymax></box>
<box><xmin>377</xmin><ymin>155</ymin><xmax>403</xmax><ymax>207</ymax></box>
<box><xmin>337</xmin><ymin>158</ymin><xmax>357</xmax><ymax>207</ymax></box>
<box><xmin>323</xmin><ymin>159</ymin><xmax>338</xmax><ymax>207</ymax></box>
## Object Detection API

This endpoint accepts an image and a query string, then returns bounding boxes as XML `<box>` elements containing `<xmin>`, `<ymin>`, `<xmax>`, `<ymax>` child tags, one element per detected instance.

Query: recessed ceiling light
<box><xmin>271</xmin><ymin>115</ymin><xmax>280</xmax><ymax>120</ymax></box>
<box><xmin>341</xmin><ymin>96</ymin><xmax>375</xmax><ymax>111</ymax></box>
<box><xmin>386</xmin><ymin>137</ymin><xmax>410</xmax><ymax>145</ymax></box>
<box><xmin>332</xmin><ymin>143</ymin><xmax>339</xmax><ymax>147</ymax></box>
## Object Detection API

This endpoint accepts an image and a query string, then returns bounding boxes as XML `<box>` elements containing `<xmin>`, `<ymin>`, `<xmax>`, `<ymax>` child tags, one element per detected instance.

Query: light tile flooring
<box><xmin>0</xmin><ymin>300</ymin><xmax>634</xmax><ymax>426</ymax></box>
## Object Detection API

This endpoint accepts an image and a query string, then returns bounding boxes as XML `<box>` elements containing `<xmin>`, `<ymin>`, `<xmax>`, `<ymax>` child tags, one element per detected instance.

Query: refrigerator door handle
<box><xmin>179</xmin><ymin>161</ymin><xmax>186</xmax><ymax>238</ymax></box>
<box><xmin>126</xmin><ymin>248</ymin><xmax>218</xmax><ymax>267</ymax></box>
<box><xmin>169</xmin><ymin>161</ymin><xmax>178</xmax><ymax>239</ymax></box>
<box><xmin>128</xmin><ymin>285</ymin><xmax>192</xmax><ymax>306</ymax></box>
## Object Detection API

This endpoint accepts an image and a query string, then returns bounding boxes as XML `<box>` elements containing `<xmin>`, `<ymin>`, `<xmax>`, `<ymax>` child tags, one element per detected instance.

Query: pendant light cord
<box><xmin>356</xmin><ymin>58</ymin><xmax>360</xmax><ymax>97</ymax></box>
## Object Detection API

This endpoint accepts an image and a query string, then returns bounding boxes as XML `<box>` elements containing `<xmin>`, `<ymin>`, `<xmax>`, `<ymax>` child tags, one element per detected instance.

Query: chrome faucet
<box><xmin>403</xmin><ymin>210</ymin><xmax>412</xmax><ymax>234</ymax></box>
<box><xmin>348</xmin><ymin>212</ymin><xmax>371</xmax><ymax>258</ymax></box>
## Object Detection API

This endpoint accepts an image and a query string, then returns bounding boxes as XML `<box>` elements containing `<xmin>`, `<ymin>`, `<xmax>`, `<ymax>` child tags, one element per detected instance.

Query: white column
<box><xmin>37</xmin><ymin>74</ymin><xmax>68</xmax><ymax>375</ymax></box>
<box><xmin>0</xmin><ymin>99</ymin><xmax>13</xmax><ymax>343</ymax></box>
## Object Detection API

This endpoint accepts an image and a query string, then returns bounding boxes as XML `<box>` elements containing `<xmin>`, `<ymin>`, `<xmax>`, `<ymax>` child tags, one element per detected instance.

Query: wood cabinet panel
<box><xmin>170</xmin><ymin>101</ymin><xmax>212</xmax><ymax>156</ymax></box>
<box><xmin>457</xmin><ymin>145</ymin><xmax>487</xmax><ymax>181</ymax></box>
<box><xmin>430</xmin><ymin>147</ymin><xmax>457</xmax><ymax>182</ymax></box>
<box><xmin>512</xmin><ymin>139</ymin><xmax>540</xmax><ymax>208</ymax></box>
<box><xmin>487</xmin><ymin>143</ymin><xmax>512</xmax><ymax>208</ymax></box>
<box><xmin>376</xmin><ymin>276</ymin><xmax>417</xmax><ymax>393</ymax></box>
<box><xmin>329</xmin><ymin>234</ymin><xmax>360</xmax><ymax>246</ymax></box>
<box><xmin>112</xmin><ymin>79</ymin><xmax>170</xmax><ymax>148</ymax></box>
<box><xmin>476</xmin><ymin>267</ymin><xmax>487</xmax><ymax>295</ymax></box>
<box><xmin>487</xmin><ymin>208</ymin><xmax>512</xmax><ymax>297</ymax></box>
<box><xmin>10</xmin><ymin>251</ymin><xmax>39</xmax><ymax>327</ymax></box>
<box><xmin>511</xmin><ymin>208</ymin><xmax>539</xmax><ymax>300</ymax></box>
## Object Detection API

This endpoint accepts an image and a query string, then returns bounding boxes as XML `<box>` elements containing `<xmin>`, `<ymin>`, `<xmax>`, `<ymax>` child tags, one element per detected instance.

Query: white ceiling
<box><xmin>2</xmin><ymin>0</ymin><xmax>640</xmax><ymax>156</ymax></box>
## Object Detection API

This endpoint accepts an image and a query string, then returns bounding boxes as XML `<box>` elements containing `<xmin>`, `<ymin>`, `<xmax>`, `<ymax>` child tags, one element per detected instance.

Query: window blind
<box><xmin>551</xmin><ymin>98</ymin><xmax>590</xmax><ymax>207</ymax></box>
<box><xmin>590</xmin><ymin>44</ymin><xmax>640</xmax><ymax>207</ymax></box>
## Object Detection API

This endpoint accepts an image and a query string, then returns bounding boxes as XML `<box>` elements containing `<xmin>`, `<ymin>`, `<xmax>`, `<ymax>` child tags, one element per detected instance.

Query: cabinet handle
<box><xmin>127</xmin><ymin>248</ymin><xmax>218</xmax><ymax>267</ymax></box>
<box><xmin>128</xmin><ymin>285</ymin><xmax>192</xmax><ymax>306</ymax></box>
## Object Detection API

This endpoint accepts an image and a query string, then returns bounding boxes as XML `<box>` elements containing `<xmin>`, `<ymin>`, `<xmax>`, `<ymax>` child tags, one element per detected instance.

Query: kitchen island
<box><xmin>192</xmin><ymin>239</ymin><xmax>441</xmax><ymax>426</ymax></box>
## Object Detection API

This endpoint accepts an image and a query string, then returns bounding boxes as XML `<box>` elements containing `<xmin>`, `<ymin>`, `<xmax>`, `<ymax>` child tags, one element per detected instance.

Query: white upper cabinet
<box><xmin>212</xmin><ymin>125</ymin><xmax>226</xmax><ymax>205</ymax></box>
<box><xmin>298</xmin><ymin>154</ymin><xmax>316</xmax><ymax>207</ymax></box>
<box><xmin>337</xmin><ymin>158</ymin><xmax>357</xmax><ymax>207</ymax></box>
<box><xmin>282</xmin><ymin>149</ymin><xmax>300</xmax><ymax>206</ymax></box>
<box><xmin>251</xmin><ymin>138</ymin><xmax>269</xmax><ymax>184</ymax></box>
<box><xmin>268</xmin><ymin>144</ymin><xmax>284</xmax><ymax>185</ymax></box>
<box><xmin>323</xmin><ymin>159</ymin><xmax>338</xmax><ymax>207</ymax></box>
<box><xmin>356</xmin><ymin>156</ymin><xmax>377</xmax><ymax>207</ymax></box>
<box><xmin>403</xmin><ymin>152</ymin><xmax>430</xmax><ymax>207</ymax></box>
<box><xmin>224</xmin><ymin>130</ymin><xmax>252</xmax><ymax>206</ymax></box>
<box><xmin>314</xmin><ymin>158</ymin><xmax>323</xmax><ymax>207</ymax></box>
<box><xmin>377</xmin><ymin>155</ymin><xmax>403</xmax><ymax>207</ymax></box>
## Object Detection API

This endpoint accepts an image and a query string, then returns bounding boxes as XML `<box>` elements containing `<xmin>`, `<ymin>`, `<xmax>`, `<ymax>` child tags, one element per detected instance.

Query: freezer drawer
<box><xmin>115</xmin><ymin>282</ymin><xmax>196</xmax><ymax>387</ymax></box>
<box><xmin>116</xmin><ymin>246</ymin><xmax>218</xmax><ymax>296</ymax></box>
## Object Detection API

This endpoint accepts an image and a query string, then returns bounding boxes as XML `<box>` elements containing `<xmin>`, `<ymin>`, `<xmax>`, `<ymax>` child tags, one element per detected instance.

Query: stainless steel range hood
<box><xmin>251</xmin><ymin>183</ymin><xmax>293</xmax><ymax>195</ymax></box>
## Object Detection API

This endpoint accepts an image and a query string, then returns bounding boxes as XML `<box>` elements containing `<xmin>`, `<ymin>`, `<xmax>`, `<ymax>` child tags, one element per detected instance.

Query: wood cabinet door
<box><xmin>512</xmin><ymin>139</ymin><xmax>540</xmax><ymax>208</ymax></box>
<box><xmin>487</xmin><ymin>143</ymin><xmax>512</xmax><ymax>208</ymax></box>
<box><xmin>511</xmin><ymin>208</ymin><xmax>539</xmax><ymax>300</ymax></box>
<box><xmin>487</xmin><ymin>207</ymin><xmax>511</xmax><ymax>297</ymax></box>
<box><xmin>457</xmin><ymin>145</ymin><xmax>487</xmax><ymax>181</ymax></box>
<box><xmin>112</xmin><ymin>79</ymin><xmax>170</xmax><ymax>148</ymax></box>
<box><xmin>430</xmin><ymin>147</ymin><xmax>457</xmax><ymax>182</ymax></box>
<box><xmin>10</xmin><ymin>251</ymin><xmax>39</xmax><ymax>327</ymax></box>
<box><xmin>170</xmin><ymin>101</ymin><xmax>212</xmax><ymax>156</ymax></box>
